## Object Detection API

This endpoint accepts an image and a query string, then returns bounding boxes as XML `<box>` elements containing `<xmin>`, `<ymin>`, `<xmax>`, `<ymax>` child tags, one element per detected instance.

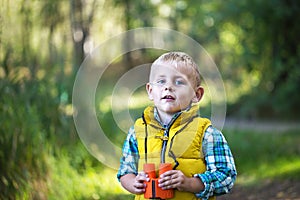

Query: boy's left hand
<box><xmin>158</xmin><ymin>170</ymin><xmax>204</xmax><ymax>193</ymax></box>
<box><xmin>158</xmin><ymin>170</ymin><xmax>187</xmax><ymax>191</ymax></box>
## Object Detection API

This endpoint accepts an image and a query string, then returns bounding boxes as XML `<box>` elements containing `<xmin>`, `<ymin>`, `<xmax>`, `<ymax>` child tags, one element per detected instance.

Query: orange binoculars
<box><xmin>143</xmin><ymin>163</ymin><xmax>174</xmax><ymax>199</ymax></box>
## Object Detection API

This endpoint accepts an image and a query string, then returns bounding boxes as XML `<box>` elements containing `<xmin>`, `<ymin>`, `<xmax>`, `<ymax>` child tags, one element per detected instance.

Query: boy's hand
<box><xmin>132</xmin><ymin>172</ymin><xmax>149</xmax><ymax>194</ymax></box>
<box><xmin>158</xmin><ymin>170</ymin><xmax>204</xmax><ymax>192</ymax></box>
<box><xmin>158</xmin><ymin>170</ymin><xmax>186</xmax><ymax>191</ymax></box>
<box><xmin>120</xmin><ymin>172</ymin><xmax>150</xmax><ymax>194</ymax></box>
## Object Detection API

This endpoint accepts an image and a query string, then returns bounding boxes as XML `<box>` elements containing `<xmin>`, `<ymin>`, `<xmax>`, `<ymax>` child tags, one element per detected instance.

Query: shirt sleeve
<box><xmin>117</xmin><ymin>126</ymin><xmax>139</xmax><ymax>181</ymax></box>
<box><xmin>194</xmin><ymin>126</ymin><xmax>237</xmax><ymax>200</ymax></box>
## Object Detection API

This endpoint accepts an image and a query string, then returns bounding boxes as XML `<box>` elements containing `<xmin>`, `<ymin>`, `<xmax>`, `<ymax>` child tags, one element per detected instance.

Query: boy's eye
<box><xmin>175</xmin><ymin>80</ymin><xmax>185</xmax><ymax>85</ymax></box>
<box><xmin>156</xmin><ymin>79</ymin><xmax>166</xmax><ymax>85</ymax></box>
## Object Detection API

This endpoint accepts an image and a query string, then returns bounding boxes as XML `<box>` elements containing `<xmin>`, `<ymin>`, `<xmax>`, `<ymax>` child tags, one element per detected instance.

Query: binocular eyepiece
<box><xmin>143</xmin><ymin>163</ymin><xmax>174</xmax><ymax>199</ymax></box>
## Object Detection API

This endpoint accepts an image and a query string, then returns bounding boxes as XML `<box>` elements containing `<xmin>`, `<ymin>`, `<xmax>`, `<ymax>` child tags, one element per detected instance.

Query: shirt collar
<box><xmin>153</xmin><ymin>105</ymin><xmax>192</xmax><ymax>128</ymax></box>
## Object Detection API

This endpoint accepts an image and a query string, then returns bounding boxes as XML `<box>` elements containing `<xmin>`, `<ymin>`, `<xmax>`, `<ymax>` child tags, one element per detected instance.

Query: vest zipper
<box><xmin>143</xmin><ymin>110</ymin><xmax>197</xmax><ymax>165</ymax></box>
<box><xmin>160</xmin><ymin>114</ymin><xmax>181</xmax><ymax>164</ymax></box>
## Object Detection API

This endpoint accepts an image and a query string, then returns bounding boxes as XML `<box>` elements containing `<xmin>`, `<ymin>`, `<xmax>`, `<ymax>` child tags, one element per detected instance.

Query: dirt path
<box><xmin>220</xmin><ymin>119</ymin><xmax>300</xmax><ymax>199</ymax></box>
<box><xmin>218</xmin><ymin>178</ymin><xmax>300</xmax><ymax>199</ymax></box>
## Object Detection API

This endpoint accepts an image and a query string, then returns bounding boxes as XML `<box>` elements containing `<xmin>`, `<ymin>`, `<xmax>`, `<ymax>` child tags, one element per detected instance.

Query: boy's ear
<box><xmin>192</xmin><ymin>86</ymin><xmax>204</xmax><ymax>103</ymax></box>
<box><xmin>146</xmin><ymin>83</ymin><xmax>153</xmax><ymax>101</ymax></box>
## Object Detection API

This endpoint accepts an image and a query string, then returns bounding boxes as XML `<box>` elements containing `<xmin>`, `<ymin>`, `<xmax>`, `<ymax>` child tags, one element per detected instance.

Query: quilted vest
<box><xmin>134</xmin><ymin>105</ymin><xmax>215</xmax><ymax>200</ymax></box>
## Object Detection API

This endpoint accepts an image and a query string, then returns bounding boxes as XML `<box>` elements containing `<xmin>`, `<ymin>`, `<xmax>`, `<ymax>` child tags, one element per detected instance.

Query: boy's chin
<box><xmin>164</xmin><ymin>108</ymin><xmax>183</xmax><ymax>114</ymax></box>
<box><xmin>157</xmin><ymin>104</ymin><xmax>190</xmax><ymax>114</ymax></box>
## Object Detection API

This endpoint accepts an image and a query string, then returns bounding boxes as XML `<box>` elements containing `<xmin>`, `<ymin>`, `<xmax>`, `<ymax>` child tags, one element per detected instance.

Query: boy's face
<box><xmin>146</xmin><ymin>64</ymin><xmax>203</xmax><ymax>115</ymax></box>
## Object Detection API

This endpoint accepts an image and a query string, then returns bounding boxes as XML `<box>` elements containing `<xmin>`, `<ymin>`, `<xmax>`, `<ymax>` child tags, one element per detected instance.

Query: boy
<box><xmin>117</xmin><ymin>52</ymin><xmax>237</xmax><ymax>200</ymax></box>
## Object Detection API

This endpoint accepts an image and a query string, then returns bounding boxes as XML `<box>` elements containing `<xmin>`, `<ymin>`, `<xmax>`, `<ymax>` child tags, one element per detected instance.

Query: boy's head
<box><xmin>150</xmin><ymin>52</ymin><xmax>201</xmax><ymax>89</ymax></box>
<box><xmin>146</xmin><ymin>52</ymin><xmax>204</xmax><ymax>116</ymax></box>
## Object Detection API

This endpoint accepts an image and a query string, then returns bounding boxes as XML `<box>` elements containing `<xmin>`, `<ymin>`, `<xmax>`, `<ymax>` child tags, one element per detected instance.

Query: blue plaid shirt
<box><xmin>117</xmin><ymin>108</ymin><xmax>237</xmax><ymax>200</ymax></box>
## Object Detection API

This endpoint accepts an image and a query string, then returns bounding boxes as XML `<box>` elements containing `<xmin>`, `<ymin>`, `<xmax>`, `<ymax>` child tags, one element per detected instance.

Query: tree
<box><xmin>70</xmin><ymin>0</ymin><xmax>98</xmax><ymax>73</ymax></box>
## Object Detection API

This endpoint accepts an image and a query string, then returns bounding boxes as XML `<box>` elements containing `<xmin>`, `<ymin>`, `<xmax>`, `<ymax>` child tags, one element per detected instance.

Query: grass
<box><xmin>44</xmin><ymin>143</ymin><xmax>133</xmax><ymax>200</ymax></box>
<box><xmin>4</xmin><ymin>128</ymin><xmax>298</xmax><ymax>200</ymax></box>
<box><xmin>55</xmin><ymin>129</ymin><xmax>299</xmax><ymax>200</ymax></box>
<box><xmin>223</xmin><ymin>129</ymin><xmax>300</xmax><ymax>186</ymax></box>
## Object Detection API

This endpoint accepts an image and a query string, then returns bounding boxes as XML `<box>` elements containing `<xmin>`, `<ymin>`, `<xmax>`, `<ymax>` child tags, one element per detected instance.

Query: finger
<box><xmin>134</xmin><ymin>181</ymin><xmax>145</xmax><ymax>188</ymax></box>
<box><xmin>166</xmin><ymin>175</ymin><xmax>183</xmax><ymax>188</ymax></box>
<box><xmin>159</xmin><ymin>177</ymin><xmax>175</xmax><ymax>188</ymax></box>
<box><xmin>158</xmin><ymin>175</ymin><xmax>170</xmax><ymax>184</ymax></box>
<box><xmin>138</xmin><ymin>171</ymin><xmax>147</xmax><ymax>176</ymax></box>
<box><xmin>160</xmin><ymin>170</ymin><xmax>177</xmax><ymax>178</ymax></box>
<box><xmin>137</xmin><ymin>176</ymin><xmax>149</xmax><ymax>182</ymax></box>
<box><xmin>136</xmin><ymin>172</ymin><xmax>149</xmax><ymax>181</ymax></box>
<box><xmin>160</xmin><ymin>180</ymin><xmax>174</xmax><ymax>190</ymax></box>
<box><xmin>133</xmin><ymin>180</ymin><xmax>146</xmax><ymax>192</ymax></box>
<box><xmin>159</xmin><ymin>172</ymin><xmax>177</xmax><ymax>183</ymax></box>
<box><xmin>134</xmin><ymin>184</ymin><xmax>146</xmax><ymax>194</ymax></box>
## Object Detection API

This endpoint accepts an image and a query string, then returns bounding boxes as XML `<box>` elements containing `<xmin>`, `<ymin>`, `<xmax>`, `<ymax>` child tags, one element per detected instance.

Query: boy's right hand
<box><xmin>133</xmin><ymin>171</ymin><xmax>150</xmax><ymax>194</ymax></box>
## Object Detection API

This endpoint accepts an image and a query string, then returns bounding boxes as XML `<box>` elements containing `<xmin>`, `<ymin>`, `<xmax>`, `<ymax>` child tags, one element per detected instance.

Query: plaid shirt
<box><xmin>117</xmin><ymin>108</ymin><xmax>237</xmax><ymax>200</ymax></box>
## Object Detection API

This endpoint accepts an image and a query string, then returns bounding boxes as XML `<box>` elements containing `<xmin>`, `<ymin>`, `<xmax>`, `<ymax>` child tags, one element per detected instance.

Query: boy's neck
<box><xmin>155</xmin><ymin>105</ymin><xmax>192</xmax><ymax>126</ymax></box>
<box><xmin>158</xmin><ymin>112</ymin><xmax>175</xmax><ymax>126</ymax></box>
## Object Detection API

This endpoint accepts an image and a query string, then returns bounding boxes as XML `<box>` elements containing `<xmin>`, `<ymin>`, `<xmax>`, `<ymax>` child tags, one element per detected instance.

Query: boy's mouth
<box><xmin>162</xmin><ymin>95</ymin><xmax>175</xmax><ymax>100</ymax></box>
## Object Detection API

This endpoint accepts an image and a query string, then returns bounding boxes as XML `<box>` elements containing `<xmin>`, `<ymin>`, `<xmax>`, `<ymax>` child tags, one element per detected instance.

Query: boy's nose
<box><xmin>164</xmin><ymin>84</ymin><xmax>173</xmax><ymax>91</ymax></box>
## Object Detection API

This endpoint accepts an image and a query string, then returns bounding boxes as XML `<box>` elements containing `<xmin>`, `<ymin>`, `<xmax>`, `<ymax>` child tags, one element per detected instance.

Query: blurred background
<box><xmin>1</xmin><ymin>0</ymin><xmax>300</xmax><ymax>199</ymax></box>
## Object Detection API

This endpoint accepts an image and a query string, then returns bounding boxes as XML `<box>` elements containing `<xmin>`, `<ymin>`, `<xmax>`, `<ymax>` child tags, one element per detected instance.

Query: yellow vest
<box><xmin>134</xmin><ymin>105</ymin><xmax>216</xmax><ymax>200</ymax></box>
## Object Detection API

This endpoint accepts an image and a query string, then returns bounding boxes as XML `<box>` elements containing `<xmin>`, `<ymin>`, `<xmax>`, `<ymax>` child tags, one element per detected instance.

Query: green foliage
<box><xmin>0</xmin><ymin>79</ymin><xmax>50</xmax><ymax>199</ymax></box>
<box><xmin>0</xmin><ymin>65</ymin><xmax>75</xmax><ymax>199</ymax></box>
<box><xmin>1</xmin><ymin>0</ymin><xmax>300</xmax><ymax>199</ymax></box>
<box><xmin>218</xmin><ymin>0</ymin><xmax>300</xmax><ymax>119</ymax></box>
<box><xmin>45</xmin><ymin>144</ymin><xmax>127</xmax><ymax>200</ymax></box>
<box><xmin>223</xmin><ymin>130</ymin><xmax>300</xmax><ymax>185</ymax></box>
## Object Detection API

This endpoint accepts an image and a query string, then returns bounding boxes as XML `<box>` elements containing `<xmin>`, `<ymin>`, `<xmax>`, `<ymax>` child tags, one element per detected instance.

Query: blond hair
<box><xmin>150</xmin><ymin>52</ymin><xmax>201</xmax><ymax>87</ymax></box>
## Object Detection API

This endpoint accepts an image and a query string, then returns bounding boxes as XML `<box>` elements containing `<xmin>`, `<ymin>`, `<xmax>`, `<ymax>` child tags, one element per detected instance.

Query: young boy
<box><xmin>117</xmin><ymin>52</ymin><xmax>237</xmax><ymax>200</ymax></box>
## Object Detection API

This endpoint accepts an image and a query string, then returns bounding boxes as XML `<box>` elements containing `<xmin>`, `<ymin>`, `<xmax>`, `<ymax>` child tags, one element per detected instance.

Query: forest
<box><xmin>1</xmin><ymin>0</ymin><xmax>300</xmax><ymax>199</ymax></box>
